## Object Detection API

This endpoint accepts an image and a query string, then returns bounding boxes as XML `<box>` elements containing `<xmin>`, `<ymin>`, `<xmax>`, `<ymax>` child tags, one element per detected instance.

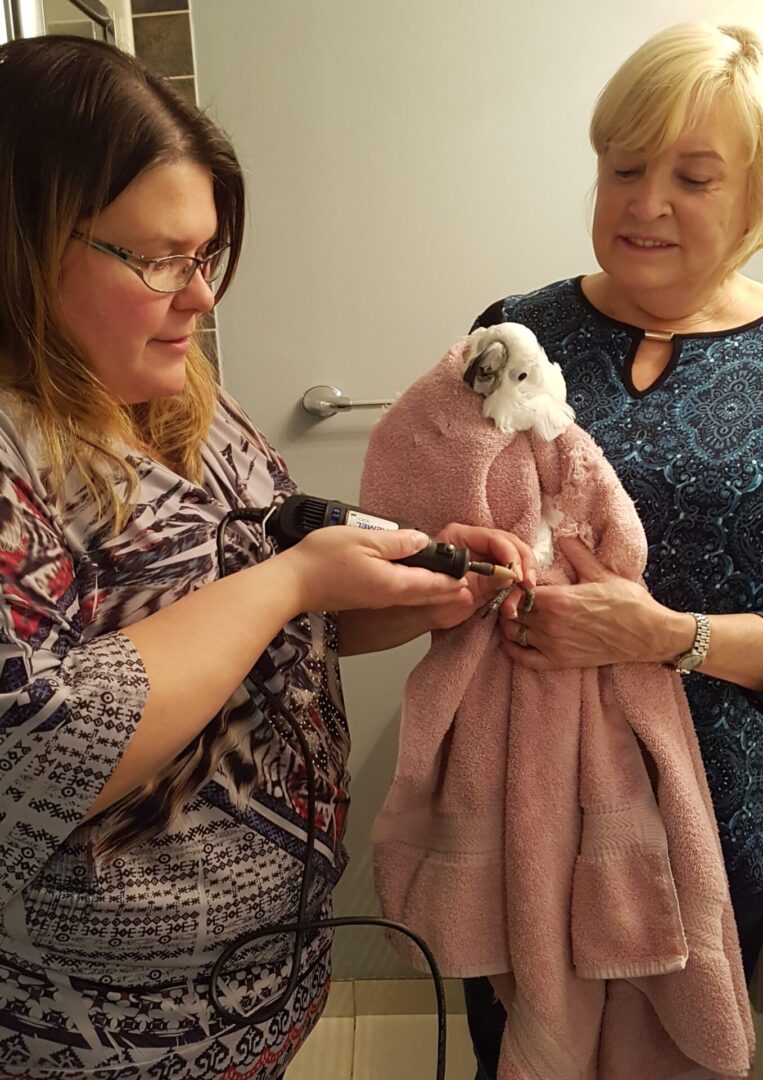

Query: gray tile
<box><xmin>354</xmin><ymin>978</ymin><xmax>466</xmax><ymax>1016</ymax></box>
<box><xmin>47</xmin><ymin>20</ymin><xmax>97</xmax><ymax>38</ymax></box>
<box><xmin>132</xmin><ymin>0</ymin><xmax>188</xmax><ymax>13</ymax></box>
<box><xmin>167</xmin><ymin>76</ymin><xmax>196</xmax><ymax>105</ymax></box>
<box><xmin>132</xmin><ymin>13</ymin><xmax>193</xmax><ymax>78</ymax></box>
<box><xmin>321</xmin><ymin>980</ymin><xmax>354</xmax><ymax>1017</ymax></box>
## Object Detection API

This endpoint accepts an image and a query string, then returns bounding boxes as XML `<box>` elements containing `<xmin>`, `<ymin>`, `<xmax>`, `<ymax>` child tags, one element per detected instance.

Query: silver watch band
<box><xmin>674</xmin><ymin>612</ymin><xmax>711</xmax><ymax>673</ymax></box>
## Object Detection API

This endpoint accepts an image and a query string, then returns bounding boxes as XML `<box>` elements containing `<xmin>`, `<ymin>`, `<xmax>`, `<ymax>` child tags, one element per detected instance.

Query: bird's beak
<box><xmin>463</xmin><ymin>349</ymin><xmax>487</xmax><ymax>388</ymax></box>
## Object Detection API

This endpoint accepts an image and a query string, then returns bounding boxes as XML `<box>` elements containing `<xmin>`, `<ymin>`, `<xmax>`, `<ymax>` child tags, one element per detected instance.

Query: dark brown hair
<box><xmin>0</xmin><ymin>36</ymin><xmax>248</xmax><ymax>854</ymax></box>
<box><xmin>0</xmin><ymin>35</ymin><xmax>245</xmax><ymax>528</ymax></box>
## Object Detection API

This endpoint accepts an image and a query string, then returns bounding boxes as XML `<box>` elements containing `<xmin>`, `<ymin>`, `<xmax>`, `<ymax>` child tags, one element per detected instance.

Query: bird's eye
<box><xmin>509</xmin><ymin>369</ymin><xmax>529</xmax><ymax>382</ymax></box>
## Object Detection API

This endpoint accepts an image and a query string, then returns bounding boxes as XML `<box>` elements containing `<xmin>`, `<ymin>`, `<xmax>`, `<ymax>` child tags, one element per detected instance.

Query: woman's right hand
<box><xmin>279</xmin><ymin>525</ymin><xmax>472</xmax><ymax>614</ymax></box>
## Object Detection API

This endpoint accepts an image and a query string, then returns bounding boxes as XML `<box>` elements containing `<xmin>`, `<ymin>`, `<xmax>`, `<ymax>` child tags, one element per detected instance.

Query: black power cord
<box><xmin>211</xmin><ymin>507</ymin><xmax>447</xmax><ymax>1080</ymax></box>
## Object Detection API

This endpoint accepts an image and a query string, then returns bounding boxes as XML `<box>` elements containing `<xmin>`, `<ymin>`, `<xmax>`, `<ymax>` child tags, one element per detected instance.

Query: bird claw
<box><xmin>480</xmin><ymin>582</ymin><xmax>535</xmax><ymax>619</ymax></box>
<box><xmin>520</xmin><ymin>586</ymin><xmax>535</xmax><ymax>614</ymax></box>
<box><xmin>481</xmin><ymin>586</ymin><xmax>512</xmax><ymax>618</ymax></box>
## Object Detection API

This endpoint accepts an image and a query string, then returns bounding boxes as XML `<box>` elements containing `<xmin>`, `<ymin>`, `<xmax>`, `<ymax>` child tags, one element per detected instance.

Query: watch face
<box><xmin>677</xmin><ymin>652</ymin><xmax>702</xmax><ymax>672</ymax></box>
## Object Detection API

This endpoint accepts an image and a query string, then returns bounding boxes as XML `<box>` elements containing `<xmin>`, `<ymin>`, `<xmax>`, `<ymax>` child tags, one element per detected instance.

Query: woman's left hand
<box><xmin>500</xmin><ymin>536</ymin><xmax>689</xmax><ymax>669</ymax></box>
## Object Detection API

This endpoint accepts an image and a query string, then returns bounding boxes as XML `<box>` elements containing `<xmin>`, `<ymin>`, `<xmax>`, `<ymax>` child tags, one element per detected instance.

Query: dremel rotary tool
<box><xmin>265</xmin><ymin>494</ymin><xmax>519</xmax><ymax>584</ymax></box>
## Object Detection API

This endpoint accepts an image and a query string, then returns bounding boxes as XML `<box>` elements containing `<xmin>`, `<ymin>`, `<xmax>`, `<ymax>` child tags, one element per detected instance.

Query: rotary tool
<box><xmin>266</xmin><ymin>494</ymin><xmax>519</xmax><ymax>585</ymax></box>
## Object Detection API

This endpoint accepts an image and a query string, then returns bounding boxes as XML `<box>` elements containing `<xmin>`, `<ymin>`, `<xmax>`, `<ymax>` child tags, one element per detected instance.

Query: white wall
<box><xmin>190</xmin><ymin>0</ymin><xmax>763</xmax><ymax>979</ymax></box>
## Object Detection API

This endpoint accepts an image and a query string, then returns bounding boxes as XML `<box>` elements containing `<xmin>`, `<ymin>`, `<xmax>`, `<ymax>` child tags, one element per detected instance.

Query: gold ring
<box><xmin>517</xmin><ymin>625</ymin><xmax>528</xmax><ymax>648</ymax></box>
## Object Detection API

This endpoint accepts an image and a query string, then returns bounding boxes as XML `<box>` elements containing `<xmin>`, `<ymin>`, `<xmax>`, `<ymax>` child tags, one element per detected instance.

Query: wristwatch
<box><xmin>674</xmin><ymin>613</ymin><xmax>711</xmax><ymax>674</ymax></box>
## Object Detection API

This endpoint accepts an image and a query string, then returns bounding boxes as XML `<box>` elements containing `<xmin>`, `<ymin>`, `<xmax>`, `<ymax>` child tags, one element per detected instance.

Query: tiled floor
<box><xmin>287</xmin><ymin>980</ymin><xmax>763</xmax><ymax>1080</ymax></box>
<box><xmin>753</xmin><ymin>1006</ymin><xmax>763</xmax><ymax>1080</ymax></box>
<box><xmin>286</xmin><ymin>1011</ymin><xmax>475</xmax><ymax>1080</ymax></box>
<box><xmin>285</xmin><ymin>979</ymin><xmax>474</xmax><ymax>1079</ymax></box>
<box><xmin>286</xmin><ymin>1016</ymin><xmax>355</xmax><ymax>1079</ymax></box>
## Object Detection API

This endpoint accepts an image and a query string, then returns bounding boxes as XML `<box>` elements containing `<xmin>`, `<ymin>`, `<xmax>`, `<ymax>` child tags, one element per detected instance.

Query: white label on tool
<box><xmin>345</xmin><ymin>510</ymin><xmax>399</xmax><ymax>532</ymax></box>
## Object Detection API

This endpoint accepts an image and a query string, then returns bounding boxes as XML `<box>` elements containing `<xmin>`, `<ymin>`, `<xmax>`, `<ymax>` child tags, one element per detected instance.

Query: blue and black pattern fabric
<box><xmin>464</xmin><ymin>278</ymin><xmax>763</xmax><ymax>1080</ymax></box>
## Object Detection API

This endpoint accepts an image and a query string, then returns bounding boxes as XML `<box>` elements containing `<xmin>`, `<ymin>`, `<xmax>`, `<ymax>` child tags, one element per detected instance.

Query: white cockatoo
<box><xmin>462</xmin><ymin>322</ymin><xmax>574</xmax><ymax>569</ymax></box>
<box><xmin>462</xmin><ymin>322</ymin><xmax>575</xmax><ymax>442</ymax></box>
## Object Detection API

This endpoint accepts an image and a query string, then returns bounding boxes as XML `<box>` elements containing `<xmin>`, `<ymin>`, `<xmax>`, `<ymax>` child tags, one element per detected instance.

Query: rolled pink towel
<box><xmin>361</xmin><ymin>328</ymin><xmax>753</xmax><ymax>1079</ymax></box>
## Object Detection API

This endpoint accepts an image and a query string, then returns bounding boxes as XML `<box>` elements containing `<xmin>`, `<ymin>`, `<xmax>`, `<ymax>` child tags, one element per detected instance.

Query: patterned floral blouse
<box><xmin>0</xmin><ymin>392</ymin><xmax>350</xmax><ymax>1079</ymax></box>
<box><xmin>474</xmin><ymin>278</ymin><xmax>763</xmax><ymax>918</ymax></box>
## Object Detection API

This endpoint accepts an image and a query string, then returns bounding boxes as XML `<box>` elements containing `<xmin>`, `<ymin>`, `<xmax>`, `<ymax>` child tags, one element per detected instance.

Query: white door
<box><xmin>190</xmin><ymin>0</ymin><xmax>763</xmax><ymax>979</ymax></box>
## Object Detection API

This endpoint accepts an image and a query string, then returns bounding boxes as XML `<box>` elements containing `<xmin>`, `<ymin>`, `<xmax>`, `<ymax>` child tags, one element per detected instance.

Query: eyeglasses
<box><xmin>70</xmin><ymin>231</ymin><xmax>231</xmax><ymax>294</ymax></box>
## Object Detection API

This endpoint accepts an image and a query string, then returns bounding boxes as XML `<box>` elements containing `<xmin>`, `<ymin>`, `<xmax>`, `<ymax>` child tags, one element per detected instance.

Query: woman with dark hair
<box><xmin>0</xmin><ymin>35</ymin><xmax>533</xmax><ymax>1079</ymax></box>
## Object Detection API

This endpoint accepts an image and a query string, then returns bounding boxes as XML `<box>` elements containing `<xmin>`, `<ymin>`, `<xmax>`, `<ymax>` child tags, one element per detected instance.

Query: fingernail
<box><xmin>527</xmin><ymin>569</ymin><xmax>537</xmax><ymax>587</ymax></box>
<box><xmin>412</xmin><ymin>531</ymin><xmax>429</xmax><ymax>549</ymax></box>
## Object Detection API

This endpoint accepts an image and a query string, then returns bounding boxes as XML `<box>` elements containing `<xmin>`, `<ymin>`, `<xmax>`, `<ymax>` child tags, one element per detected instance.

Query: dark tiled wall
<box><xmin>130</xmin><ymin>1</ymin><xmax>219</xmax><ymax>367</ymax></box>
<box><xmin>132</xmin><ymin>0</ymin><xmax>188</xmax><ymax>12</ymax></box>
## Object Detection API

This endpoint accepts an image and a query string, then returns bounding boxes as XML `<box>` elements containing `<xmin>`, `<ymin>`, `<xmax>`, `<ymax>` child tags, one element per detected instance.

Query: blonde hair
<box><xmin>0</xmin><ymin>36</ymin><xmax>245</xmax><ymax>530</ymax></box>
<box><xmin>590</xmin><ymin>23</ymin><xmax>763</xmax><ymax>271</ymax></box>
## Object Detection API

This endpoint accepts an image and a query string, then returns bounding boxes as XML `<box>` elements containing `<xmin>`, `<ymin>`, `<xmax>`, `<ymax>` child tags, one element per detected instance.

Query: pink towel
<box><xmin>361</xmin><ymin>338</ymin><xmax>754</xmax><ymax>1079</ymax></box>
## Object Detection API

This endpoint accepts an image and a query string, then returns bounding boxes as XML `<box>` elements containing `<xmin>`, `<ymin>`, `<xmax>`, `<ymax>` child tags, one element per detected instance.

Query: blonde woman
<box><xmin>463</xmin><ymin>23</ymin><xmax>763</xmax><ymax>1080</ymax></box>
<box><xmin>0</xmin><ymin>35</ymin><xmax>532</xmax><ymax>1080</ymax></box>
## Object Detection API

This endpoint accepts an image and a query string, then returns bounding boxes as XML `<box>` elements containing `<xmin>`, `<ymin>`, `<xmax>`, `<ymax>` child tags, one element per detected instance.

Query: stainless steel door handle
<box><xmin>301</xmin><ymin>385</ymin><xmax>393</xmax><ymax>418</ymax></box>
